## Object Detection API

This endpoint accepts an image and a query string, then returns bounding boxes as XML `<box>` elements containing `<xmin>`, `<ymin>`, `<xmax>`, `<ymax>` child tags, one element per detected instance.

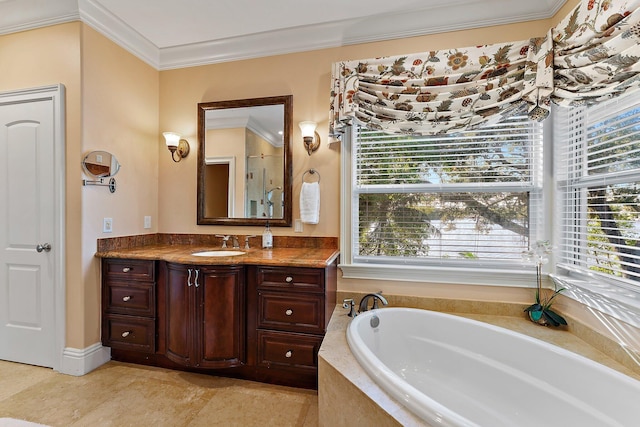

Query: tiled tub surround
<box><xmin>318</xmin><ymin>294</ymin><xmax>640</xmax><ymax>427</ymax></box>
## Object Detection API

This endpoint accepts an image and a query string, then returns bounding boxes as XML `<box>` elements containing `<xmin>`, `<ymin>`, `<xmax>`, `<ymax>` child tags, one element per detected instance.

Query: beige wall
<box><xmin>79</xmin><ymin>25</ymin><xmax>159</xmax><ymax>346</ymax></box>
<box><xmin>1</xmin><ymin>23</ymin><xmax>159</xmax><ymax>348</ymax></box>
<box><xmin>158</xmin><ymin>18</ymin><xmax>554</xmax><ymax>299</ymax></box>
<box><xmin>1</xmin><ymin>0</ymin><xmax>596</xmax><ymax>351</ymax></box>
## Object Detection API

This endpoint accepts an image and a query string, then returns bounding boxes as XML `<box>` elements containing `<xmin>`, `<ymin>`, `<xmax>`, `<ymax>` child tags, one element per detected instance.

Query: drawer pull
<box><xmin>285</xmin><ymin>309</ymin><xmax>293</xmax><ymax>316</ymax></box>
<box><xmin>285</xmin><ymin>276</ymin><xmax>293</xmax><ymax>283</ymax></box>
<box><xmin>122</xmin><ymin>267</ymin><xmax>131</xmax><ymax>273</ymax></box>
<box><xmin>122</xmin><ymin>295</ymin><xmax>131</xmax><ymax>302</ymax></box>
<box><xmin>285</xmin><ymin>350</ymin><xmax>293</xmax><ymax>358</ymax></box>
<box><xmin>121</xmin><ymin>331</ymin><xmax>131</xmax><ymax>338</ymax></box>
<box><xmin>187</xmin><ymin>269</ymin><xmax>193</xmax><ymax>287</ymax></box>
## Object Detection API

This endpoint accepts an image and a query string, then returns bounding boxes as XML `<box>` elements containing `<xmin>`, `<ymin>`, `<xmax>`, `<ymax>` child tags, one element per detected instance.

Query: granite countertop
<box><xmin>96</xmin><ymin>243</ymin><xmax>340</xmax><ymax>268</ymax></box>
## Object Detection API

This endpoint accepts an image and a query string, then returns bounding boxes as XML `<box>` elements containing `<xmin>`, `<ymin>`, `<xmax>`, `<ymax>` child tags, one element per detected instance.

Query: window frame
<box><xmin>340</xmin><ymin>119</ymin><xmax>547</xmax><ymax>287</ymax></box>
<box><xmin>552</xmin><ymin>96</ymin><xmax>640</xmax><ymax>320</ymax></box>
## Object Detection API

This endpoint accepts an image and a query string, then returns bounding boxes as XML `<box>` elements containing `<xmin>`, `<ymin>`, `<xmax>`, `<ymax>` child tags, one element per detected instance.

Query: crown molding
<box><xmin>2</xmin><ymin>0</ymin><xmax>568</xmax><ymax>70</ymax></box>
<box><xmin>134</xmin><ymin>0</ymin><xmax>569</xmax><ymax>70</ymax></box>
<box><xmin>0</xmin><ymin>10</ymin><xmax>80</xmax><ymax>35</ymax></box>
<box><xmin>79</xmin><ymin>0</ymin><xmax>159</xmax><ymax>68</ymax></box>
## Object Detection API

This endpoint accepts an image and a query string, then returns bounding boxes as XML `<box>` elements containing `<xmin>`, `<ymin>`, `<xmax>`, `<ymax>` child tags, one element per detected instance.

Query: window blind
<box><xmin>557</xmin><ymin>97</ymin><xmax>640</xmax><ymax>284</ymax></box>
<box><xmin>352</xmin><ymin>115</ymin><xmax>542</xmax><ymax>263</ymax></box>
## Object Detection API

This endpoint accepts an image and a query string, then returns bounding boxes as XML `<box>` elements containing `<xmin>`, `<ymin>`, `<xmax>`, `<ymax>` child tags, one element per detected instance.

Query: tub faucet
<box><xmin>342</xmin><ymin>299</ymin><xmax>357</xmax><ymax>317</ymax></box>
<box><xmin>358</xmin><ymin>293</ymin><xmax>388</xmax><ymax>313</ymax></box>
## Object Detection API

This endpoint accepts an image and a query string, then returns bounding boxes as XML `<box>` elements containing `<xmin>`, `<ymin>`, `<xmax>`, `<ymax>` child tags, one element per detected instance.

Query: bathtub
<box><xmin>346</xmin><ymin>307</ymin><xmax>640</xmax><ymax>427</ymax></box>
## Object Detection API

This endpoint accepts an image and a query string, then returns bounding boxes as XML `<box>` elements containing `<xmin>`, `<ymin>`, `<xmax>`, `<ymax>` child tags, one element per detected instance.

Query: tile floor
<box><xmin>0</xmin><ymin>360</ymin><xmax>318</xmax><ymax>427</ymax></box>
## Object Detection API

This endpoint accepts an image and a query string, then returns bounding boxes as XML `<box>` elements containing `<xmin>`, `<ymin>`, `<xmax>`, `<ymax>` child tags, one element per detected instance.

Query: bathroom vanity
<box><xmin>98</xmin><ymin>235</ymin><xmax>338</xmax><ymax>389</ymax></box>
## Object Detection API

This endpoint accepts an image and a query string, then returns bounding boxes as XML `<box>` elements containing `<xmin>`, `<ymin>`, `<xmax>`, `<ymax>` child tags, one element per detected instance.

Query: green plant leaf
<box><xmin>544</xmin><ymin>309</ymin><xmax>567</xmax><ymax>326</ymax></box>
<box><xmin>541</xmin><ymin>311</ymin><xmax>560</xmax><ymax>327</ymax></box>
<box><xmin>524</xmin><ymin>303</ymin><xmax>542</xmax><ymax>312</ymax></box>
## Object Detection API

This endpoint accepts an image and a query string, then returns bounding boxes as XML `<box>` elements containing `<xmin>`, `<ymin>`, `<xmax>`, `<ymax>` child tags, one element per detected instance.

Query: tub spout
<box><xmin>358</xmin><ymin>293</ymin><xmax>388</xmax><ymax>313</ymax></box>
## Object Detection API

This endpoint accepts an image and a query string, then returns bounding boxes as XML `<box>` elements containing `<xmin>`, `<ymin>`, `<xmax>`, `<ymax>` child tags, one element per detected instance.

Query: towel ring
<box><xmin>302</xmin><ymin>168</ymin><xmax>321</xmax><ymax>183</ymax></box>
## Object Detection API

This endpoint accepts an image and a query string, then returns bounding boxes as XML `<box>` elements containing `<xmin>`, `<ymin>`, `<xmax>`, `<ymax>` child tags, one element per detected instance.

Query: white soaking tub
<box><xmin>346</xmin><ymin>307</ymin><xmax>640</xmax><ymax>427</ymax></box>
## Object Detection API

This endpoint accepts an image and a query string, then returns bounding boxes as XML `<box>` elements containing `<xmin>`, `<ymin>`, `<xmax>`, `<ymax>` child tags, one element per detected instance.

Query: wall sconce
<box><xmin>299</xmin><ymin>121</ymin><xmax>320</xmax><ymax>156</ymax></box>
<box><xmin>163</xmin><ymin>132</ymin><xmax>190</xmax><ymax>162</ymax></box>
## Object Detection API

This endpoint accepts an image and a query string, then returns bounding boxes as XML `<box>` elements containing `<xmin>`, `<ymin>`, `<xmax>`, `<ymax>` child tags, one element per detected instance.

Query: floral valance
<box><xmin>330</xmin><ymin>0</ymin><xmax>640</xmax><ymax>137</ymax></box>
<box><xmin>330</xmin><ymin>39</ymin><xmax>538</xmax><ymax>136</ymax></box>
<box><xmin>529</xmin><ymin>0</ymin><xmax>640</xmax><ymax>116</ymax></box>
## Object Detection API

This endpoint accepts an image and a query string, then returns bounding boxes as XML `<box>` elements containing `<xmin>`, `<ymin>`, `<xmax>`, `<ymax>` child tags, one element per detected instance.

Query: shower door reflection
<box><xmin>245</xmin><ymin>153</ymin><xmax>283</xmax><ymax>218</ymax></box>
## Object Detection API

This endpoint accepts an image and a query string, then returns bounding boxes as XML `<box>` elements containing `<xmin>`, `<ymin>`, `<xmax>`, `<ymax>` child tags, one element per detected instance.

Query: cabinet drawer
<box><xmin>256</xmin><ymin>266</ymin><xmax>324</xmax><ymax>293</ymax></box>
<box><xmin>104</xmin><ymin>259</ymin><xmax>155</xmax><ymax>281</ymax></box>
<box><xmin>105</xmin><ymin>282</ymin><xmax>155</xmax><ymax>317</ymax></box>
<box><xmin>258</xmin><ymin>291</ymin><xmax>324</xmax><ymax>334</ymax></box>
<box><xmin>103</xmin><ymin>314</ymin><xmax>155</xmax><ymax>354</ymax></box>
<box><xmin>257</xmin><ymin>330</ymin><xmax>322</xmax><ymax>370</ymax></box>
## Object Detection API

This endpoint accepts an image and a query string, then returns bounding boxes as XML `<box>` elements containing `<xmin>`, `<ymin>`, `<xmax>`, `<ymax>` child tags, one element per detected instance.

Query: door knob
<box><xmin>36</xmin><ymin>243</ymin><xmax>52</xmax><ymax>253</ymax></box>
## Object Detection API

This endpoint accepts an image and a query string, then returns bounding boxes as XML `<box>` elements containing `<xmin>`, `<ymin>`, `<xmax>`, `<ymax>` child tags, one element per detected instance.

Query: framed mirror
<box><xmin>197</xmin><ymin>95</ymin><xmax>293</xmax><ymax>226</ymax></box>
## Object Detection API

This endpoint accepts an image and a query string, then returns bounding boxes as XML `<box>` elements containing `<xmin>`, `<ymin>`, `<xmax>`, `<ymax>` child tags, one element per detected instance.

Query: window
<box><xmin>555</xmin><ymin>95</ymin><xmax>640</xmax><ymax>312</ymax></box>
<box><xmin>340</xmin><ymin>114</ymin><xmax>543</xmax><ymax>284</ymax></box>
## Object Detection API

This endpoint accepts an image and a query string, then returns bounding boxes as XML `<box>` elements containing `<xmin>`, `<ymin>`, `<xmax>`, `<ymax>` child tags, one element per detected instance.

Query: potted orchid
<box><xmin>522</xmin><ymin>240</ymin><xmax>567</xmax><ymax>327</ymax></box>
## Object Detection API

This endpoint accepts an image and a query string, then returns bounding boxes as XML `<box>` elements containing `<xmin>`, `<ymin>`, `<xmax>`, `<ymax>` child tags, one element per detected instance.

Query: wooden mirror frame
<box><xmin>197</xmin><ymin>95</ymin><xmax>293</xmax><ymax>226</ymax></box>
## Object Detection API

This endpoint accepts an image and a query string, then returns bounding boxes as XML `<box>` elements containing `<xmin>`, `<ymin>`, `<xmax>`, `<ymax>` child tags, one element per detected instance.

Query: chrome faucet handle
<box><xmin>342</xmin><ymin>299</ymin><xmax>357</xmax><ymax>317</ymax></box>
<box><xmin>244</xmin><ymin>235</ymin><xmax>257</xmax><ymax>249</ymax></box>
<box><xmin>215</xmin><ymin>234</ymin><xmax>231</xmax><ymax>248</ymax></box>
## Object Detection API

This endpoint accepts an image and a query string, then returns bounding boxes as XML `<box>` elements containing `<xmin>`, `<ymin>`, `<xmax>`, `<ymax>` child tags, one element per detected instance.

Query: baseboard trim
<box><xmin>59</xmin><ymin>343</ymin><xmax>111</xmax><ymax>376</ymax></box>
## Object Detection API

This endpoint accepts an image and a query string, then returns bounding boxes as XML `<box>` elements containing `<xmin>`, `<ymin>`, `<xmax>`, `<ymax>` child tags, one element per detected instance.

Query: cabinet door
<box><xmin>165</xmin><ymin>263</ymin><xmax>194</xmax><ymax>366</ymax></box>
<box><xmin>196</xmin><ymin>266</ymin><xmax>245</xmax><ymax>368</ymax></box>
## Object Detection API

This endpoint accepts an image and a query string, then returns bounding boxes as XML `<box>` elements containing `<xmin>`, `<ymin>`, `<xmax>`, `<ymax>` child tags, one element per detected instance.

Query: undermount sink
<box><xmin>191</xmin><ymin>250</ymin><xmax>246</xmax><ymax>257</ymax></box>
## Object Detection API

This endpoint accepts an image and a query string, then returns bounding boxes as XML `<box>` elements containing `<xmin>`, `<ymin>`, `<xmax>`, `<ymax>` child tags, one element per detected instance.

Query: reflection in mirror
<box><xmin>82</xmin><ymin>150</ymin><xmax>121</xmax><ymax>178</ymax></box>
<box><xmin>197</xmin><ymin>96</ymin><xmax>292</xmax><ymax>226</ymax></box>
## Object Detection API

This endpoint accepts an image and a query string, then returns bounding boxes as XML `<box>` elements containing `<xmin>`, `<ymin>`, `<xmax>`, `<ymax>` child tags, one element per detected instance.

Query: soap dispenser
<box><xmin>262</xmin><ymin>221</ymin><xmax>273</xmax><ymax>249</ymax></box>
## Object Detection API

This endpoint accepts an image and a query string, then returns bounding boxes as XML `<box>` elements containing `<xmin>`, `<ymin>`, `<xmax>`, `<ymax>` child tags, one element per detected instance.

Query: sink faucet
<box><xmin>244</xmin><ymin>235</ymin><xmax>256</xmax><ymax>249</ymax></box>
<box><xmin>215</xmin><ymin>235</ymin><xmax>231</xmax><ymax>248</ymax></box>
<box><xmin>231</xmin><ymin>236</ymin><xmax>240</xmax><ymax>249</ymax></box>
<box><xmin>358</xmin><ymin>293</ymin><xmax>388</xmax><ymax>313</ymax></box>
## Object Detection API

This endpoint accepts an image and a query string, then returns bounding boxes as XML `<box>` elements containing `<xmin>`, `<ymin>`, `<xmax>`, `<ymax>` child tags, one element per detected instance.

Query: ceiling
<box><xmin>1</xmin><ymin>0</ymin><xmax>567</xmax><ymax>70</ymax></box>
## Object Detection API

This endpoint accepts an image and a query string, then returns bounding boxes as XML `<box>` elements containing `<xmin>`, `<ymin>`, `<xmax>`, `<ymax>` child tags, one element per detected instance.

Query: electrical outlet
<box><xmin>103</xmin><ymin>217</ymin><xmax>113</xmax><ymax>233</ymax></box>
<box><xmin>294</xmin><ymin>219</ymin><xmax>303</xmax><ymax>233</ymax></box>
<box><xmin>144</xmin><ymin>216</ymin><xmax>152</xmax><ymax>229</ymax></box>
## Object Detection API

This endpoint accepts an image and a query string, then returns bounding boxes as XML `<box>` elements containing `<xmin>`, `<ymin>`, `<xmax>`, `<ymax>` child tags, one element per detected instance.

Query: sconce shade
<box><xmin>299</xmin><ymin>121</ymin><xmax>316</xmax><ymax>138</ymax></box>
<box><xmin>299</xmin><ymin>121</ymin><xmax>320</xmax><ymax>156</ymax></box>
<box><xmin>163</xmin><ymin>132</ymin><xmax>181</xmax><ymax>148</ymax></box>
<box><xmin>163</xmin><ymin>132</ymin><xmax>190</xmax><ymax>162</ymax></box>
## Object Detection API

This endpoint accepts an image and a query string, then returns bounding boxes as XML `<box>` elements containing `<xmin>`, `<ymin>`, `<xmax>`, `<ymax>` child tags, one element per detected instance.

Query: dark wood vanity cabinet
<box><xmin>164</xmin><ymin>262</ymin><xmax>245</xmax><ymax>368</ymax></box>
<box><xmin>102</xmin><ymin>256</ymin><xmax>337</xmax><ymax>389</ymax></box>
<box><xmin>101</xmin><ymin>258</ymin><xmax>156</xmax><ymax>353</ymax></box>
<box><xmin>247</xmin><ymin>263</ymin><xmax>337</xmax><ymax>388</ymax></box>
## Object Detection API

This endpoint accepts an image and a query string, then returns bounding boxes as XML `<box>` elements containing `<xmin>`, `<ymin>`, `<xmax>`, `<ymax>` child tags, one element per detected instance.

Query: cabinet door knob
<box><xmin>122</xmin><ymin>296</ymin><xmax>131</xmax><ymax>302</ymax></box>
<box><xmin>285</xmin><ymin>309</ymin><xmax>293</xmax><ymax>316</ymax></box>
<box><xmin>122</xmin><ymin>267</ymin><xmax>131</xmax><ymax>273</ymax></box>
<box><xmin>285</xmin><ymin>350</ymin><xmax>292</xmax><ymax>358</ymax></box>
<box><xmin>121</xmin><ymin>331</ymin><xmax>131</xmax><ymax>338</ymax></box>
<box><xmin>285</xmin><ymin>276</ymin><xmax>293</xmax><ymax>283</ymax></box>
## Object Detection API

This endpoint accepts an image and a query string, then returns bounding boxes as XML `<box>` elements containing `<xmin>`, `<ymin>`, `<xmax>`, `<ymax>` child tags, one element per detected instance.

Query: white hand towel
<box><xmin>300</xmin><ymin>182</ymin><xmax>320</xmax><ymax>224</ymax></box>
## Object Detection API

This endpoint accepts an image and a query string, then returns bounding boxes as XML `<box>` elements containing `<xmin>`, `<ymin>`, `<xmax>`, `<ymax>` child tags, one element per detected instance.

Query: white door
<box><xmin>0</xmin><ymin>85</ymin><xmax>65</xmax><ymax>368</ymax></box>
